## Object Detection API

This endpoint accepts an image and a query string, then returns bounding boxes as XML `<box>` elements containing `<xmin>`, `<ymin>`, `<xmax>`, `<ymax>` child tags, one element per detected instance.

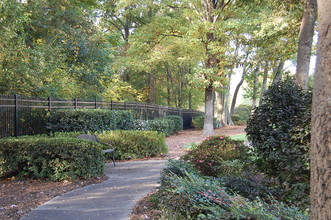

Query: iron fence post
<box><xmin>14</xmin><ymin>94</ymin><xmax>19</xmax><ymax>137</ymax></box>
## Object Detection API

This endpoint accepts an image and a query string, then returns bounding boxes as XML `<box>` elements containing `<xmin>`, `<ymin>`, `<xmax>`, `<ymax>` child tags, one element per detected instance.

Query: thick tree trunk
<box><xmin>310</xmin><ymin>1</ymin><xmax>331</xmax><ymax>218</ymax></box>
<box><xmin>295</xmin><ymin>0</ymin><xmax>317</xmax><ymax>89</ymax></box>
<box><xmin>202</xmin><ymin>85</ymin><xmax>215</xmax><ymax>135</ymax></box>
<box><xmin>230</xmin><ymin>65</ymin><xmax>247</xmax><ymax>115</ymax></box>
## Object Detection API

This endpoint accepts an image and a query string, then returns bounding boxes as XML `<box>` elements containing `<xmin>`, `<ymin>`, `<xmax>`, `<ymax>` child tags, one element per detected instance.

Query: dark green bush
<box><xmin>231</xmin><ymin>114</ymin><xmax>242</xmax><ymax>122</ymax></box>
<box><xmin>192</xmin><ymin>115</ymin><xmax>217</xmax><ymax>129</ymax></box>
<box><xmin>245</xmin><ymin>79</ymin><xmax>311</xmax><ymax>182</ymax></box>
<box><xmin>0</xmin><ymin>137</ymin><xmax>104</xmax><ymax>180</ymax></box>
<box><xmin>98</xmin><ymin>130</ymin><xmax>167</xmax><ymax>159</ymax></box>
<box><xmin>164</xmin><ymin>115</ymin><xmax>183</xmax><ymax>132</ymax></box>
<box><xmin>182</xmin><ymin>136</ymin><xmax>249</xmax><ymax>177</ymax></box>
<box><xmin>47</xmin><ymin>109</ymin><xmax>135</xmax><ymax>133</ymax></box>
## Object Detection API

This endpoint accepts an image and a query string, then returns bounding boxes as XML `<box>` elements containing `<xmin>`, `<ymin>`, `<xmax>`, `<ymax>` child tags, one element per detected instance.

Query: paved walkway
<box><xmin>20</xmin><ymin>160</ymin><xmax>167</xmax><ymax>220</ymax></box>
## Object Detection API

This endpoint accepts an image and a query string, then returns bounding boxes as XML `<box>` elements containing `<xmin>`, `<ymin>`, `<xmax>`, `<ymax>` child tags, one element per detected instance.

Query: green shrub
<box><xmin>164</xmin><ymin>115</ymin><xmax>183</xmax><ymax>132</ymax></box>
<box><xmin>192</xmin><ymin>115</ymin><xmax>217</xmax><ymax>129</ymax></box>
<box><xmin>245</xmin><ymin>79</ymin><xmax>311</xmax><ymax>182</ymax></box>
<box><xmin>47</xmin><ymin>109</ymin><xmax>135</xmax><ymax>133</ymax></box>
<box><xmin>231</xmin><ymin>114</ymin><xmax>242</xmax><ymax>122</ymax></box>
<box><xmin>155</xmin><ymin>161</ymin><xmax>308</xmax><ymax>220</ymax></box>
<box><xmin>134</xmin><ymin>118</ymin><xmax>176</xmax><ymax>136</ymax></box>
<box><xmin>98</xmin><ymin>130</ymin><xmax>167</xmax><ymax>159</ymax></box>
<box><xmin>182</xmin><ymin>136</ymin><xmax>249</xmax><ymax>177</ymax></box>
<box><xmin>0</xmin><ymin>137</ymin><xmax>104</xmax><ymax>180</ymax></box>
<box><xmin>234</xmin><ymin>104</ymin><xmax>251</xmax><ymax>121</ymax></box>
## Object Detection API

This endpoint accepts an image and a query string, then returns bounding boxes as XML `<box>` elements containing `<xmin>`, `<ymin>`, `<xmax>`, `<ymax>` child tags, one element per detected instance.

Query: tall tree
<box><xmin>295</xmin><ymin>0</ymin><xmax>317</xmax><ymax>89</ymax></box>
<box><xmin>310</xmin><ymin>0</ymin><xmax>331</xmax><ymax>218</ymax></box>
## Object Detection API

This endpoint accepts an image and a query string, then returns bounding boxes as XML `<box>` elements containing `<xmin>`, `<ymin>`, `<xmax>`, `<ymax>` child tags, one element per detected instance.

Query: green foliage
<box><xmin>154</xmin><ymin>160</ymin><xmax>308</xmax><ymax>220</ymax></box>
<box><xmin>234</xmin><ymin>104</ymin><xmax>251</xmax><ymax>121</ymax></box>
<box><xmin>164</xmin><ymin>115</ymin><xmax>183</xmax><ymax>132</ymax></box>
<box><xmin>134</xmin><ymin>118</ymin><xmax>176</xmax><ymax>136</ymax></box>
<box><xmin>192</xmin><ymin>116</ymin><xmax>217</xmax><ymax>129</ymax></box>
<box><xmin>182</xmin><ymin>136</ymin><xmax>249</xmax><ymax>177</ymax></box>
<box><xmin>245</xmin><ymin>79</ymin><xmax>311</xmax><ymax>182</ymax></box>
<box><xmin>0</xmin><ymin>137</ymin><xmax>104</xmax><ymax>180</ymax></box>
<box><xmin>98</xmin><ymin>130</ymin><xmax>167</xmax><ymax>160</ymax></box>
<box><xmin>47</xmin><ymin>109</ymin><xmax>135</xmax><ymax>133</ymax></box>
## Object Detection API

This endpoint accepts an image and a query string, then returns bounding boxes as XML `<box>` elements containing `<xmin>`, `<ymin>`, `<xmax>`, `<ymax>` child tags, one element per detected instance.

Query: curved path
<box><xmin>20</xmin><ymin>160</ymin><xmax>167</xmax><ymax>220</ymax></box>
<box><xmin>20</xmin><ymin>126</ymin><xmax>245</xmax><ymax>220</ymax></box>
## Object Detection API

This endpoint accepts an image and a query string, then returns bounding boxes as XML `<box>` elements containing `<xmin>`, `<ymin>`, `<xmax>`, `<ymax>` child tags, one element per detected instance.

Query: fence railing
<box><xmin>0</xmin><ymin>94</ymin><xmax>203</xmax><ymax>138</ymax></box>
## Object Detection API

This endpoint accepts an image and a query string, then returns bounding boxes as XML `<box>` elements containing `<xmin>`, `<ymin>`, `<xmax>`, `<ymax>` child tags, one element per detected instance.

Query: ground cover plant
<box><xmin>148</xmin><ymin>134</ymin><xmax>310</xmax><ymax>219</ymax></box>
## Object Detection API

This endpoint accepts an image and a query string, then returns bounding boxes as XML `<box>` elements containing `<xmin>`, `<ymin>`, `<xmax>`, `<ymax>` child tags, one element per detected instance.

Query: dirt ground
<box><xmin>0</xmin><ymin>126</ymin><xmax>245</xmax><ymax>220</ymax></box>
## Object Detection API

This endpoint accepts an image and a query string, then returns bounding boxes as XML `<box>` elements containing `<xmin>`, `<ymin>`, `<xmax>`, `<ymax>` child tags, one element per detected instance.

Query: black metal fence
<box><xmin>0</xmin><ymin>94</ymin><xmax>203</xmax><ymax>138</ymax></box>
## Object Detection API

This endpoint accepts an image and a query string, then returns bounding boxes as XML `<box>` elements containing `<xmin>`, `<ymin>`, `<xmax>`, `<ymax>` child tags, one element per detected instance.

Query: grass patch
<box><xmin>229</xmin><ymin>133</ymin><xmax>247</xmax><ymax>141</ymax></box>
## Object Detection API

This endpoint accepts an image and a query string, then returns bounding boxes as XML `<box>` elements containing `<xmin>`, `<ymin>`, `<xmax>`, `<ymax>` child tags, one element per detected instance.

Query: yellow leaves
<box><xmin>35</xmin><ymin>38</ymin><xmax>45</xmax><ymax>45</ymax></box>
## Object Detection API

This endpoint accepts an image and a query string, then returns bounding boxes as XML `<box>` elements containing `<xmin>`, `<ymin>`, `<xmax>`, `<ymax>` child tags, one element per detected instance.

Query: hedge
<box><xmin>47</xmin><ymin>109</ymin><xmax>135</xmax><ymax>133</ymax></box>
<box><xmin>164</xmin><ymin>115</ymin><xmax>183</xmax><ymax>132</ymax></box>
<box><xmin>98</xmin><ymin>130</ymin><xmax>167</xmax><ymax>160</ymax></box>
<box><xmin>0</xmin><ymin>137</ymin><xmax>104</xmax><ymax>180</ymax></box>
<box><xmin>134</xmin><ymin>118</ymin><xmax>176</xmax><ymax>136</ymax></box>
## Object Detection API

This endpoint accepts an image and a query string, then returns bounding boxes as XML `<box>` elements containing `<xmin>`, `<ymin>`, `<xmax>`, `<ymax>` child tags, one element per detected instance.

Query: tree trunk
<box><xmin>295</xmin><ymin>0</ymin><xmax>317</xmax><ymax>89</ymax></box>
<box><xmin>259</xmin><ymin>62</ymin><xmax>269</xmax><ymax>105</ymax></box>
<box><xmin>310</xmin><ymin>1</ymin><xmax>331</xmax><ymax>218</ymax></box>
<box><xmin>230</xmin><ymin>65</ymin><xmax>247</xmax><ymax>115</ymax></box>
<box><xmin>165</xmin><ymin>63</ymin><xmax>172</xmax><ymax>106</ymax></box>
<box><xmin>148</xmin><ymin>73</ymin><xmax>156</xmax><ymax>104</ymax></box>
<box><xmin>251</xmin><ymin>67</ymin><xmax>259</xmax><ymax>111</ymax></box>
<box><xmin>272</xmin><ymin>60</ymin><xmax>284</xmax><ymax>84</ymax></box>
<box><xmin>202</xmin><ymin>85</ymin><xmax>215</xmax><ymax>136</ymax></box>
<box><xmin>215</xmin><ymin>91</ymin><xmax>225</xmax><ymax>128</ymax></box>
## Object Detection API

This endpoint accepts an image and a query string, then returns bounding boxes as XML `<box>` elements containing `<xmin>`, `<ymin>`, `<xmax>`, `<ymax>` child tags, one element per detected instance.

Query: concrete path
<box><xmin>20</xmin><ymin>160</ymin><xmax>167</xmax><ymax>220</ymax></box>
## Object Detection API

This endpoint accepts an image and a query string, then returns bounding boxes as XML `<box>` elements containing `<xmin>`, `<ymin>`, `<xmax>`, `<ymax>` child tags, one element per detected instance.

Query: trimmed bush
<box><xmin>98</xmin><ymin>130</ymin><xmax>167</xmax><ymax>159</ymax></box>
<box><xmin>134</xmin><ymin>118</ymin><xmax>176</xmax><ymax>136</ymax></box>
<box><xmin>47</xmin><ymin>109</ymin><xmax>135</xmax><ymax>133</ymax></box>
<box><xmin>192</xmin><ymin>115</ymin><xmax>217</xmax><ymax>129</ymax></box>
<box><xmin>234</xmin><ymin>104</ymin><xmax>251</xmax><ymax>121</ymax></box>
<box><xmin>182</xmin><ymin>136</ymin><xmax>249</xmax><ymax>177</ymax></box>
<box><xmin>0</xmin><ymin>137</ymin><xmax>104</xmax><ymax>180</ymax></box>
<box><xmin>245</xmin><ymin>79</ymin><xmax>311</xmax><ymax>182</ymax></box>
<box><xmin>164</xmin><ymin>115</ymin><xmax>183</xmax><ymax>132</ymax></box>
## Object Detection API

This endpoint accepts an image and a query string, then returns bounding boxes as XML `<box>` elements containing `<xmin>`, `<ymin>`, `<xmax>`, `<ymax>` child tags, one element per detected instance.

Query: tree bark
<box><xmin>202</xmin><ymin>85</ymin><xmax>215</xmax><ymax>135</ymax></box>
<box><xmin>259</xmin><ymin>62</ymin><xmax>269</xmax><ymax>105</ymax></box>
<box><xmin>310</xmin><ymin>1</ymin><xmax>331</xmax><ymax>219</ymax></box>
<box><xmin>272</xmin><ymin>60</ymin><xmax>284</xmax><ymax>84</ymax></box>
<box><xmin>215</xmin><ymin>91</ymin><xmax>225</xmax><ymax>128</ymax></box>
<box><xmin>148</xmin><ymin>73</ymin><xmax>156</xmax><ymax>104</ymax></box>
<box><xmin>230</xmin><ymin>65</ymin><xmax>247</xmax><ymax>115</ymax></box>
<box><xmin>251</xmin><ymin>67</ymin><xmax>259</xmax><ymax>111</ymax></box>
<box><xmin>295</xmin><ymin>0</ymin><xmax>317</xmax><ymax>90</ymax></box>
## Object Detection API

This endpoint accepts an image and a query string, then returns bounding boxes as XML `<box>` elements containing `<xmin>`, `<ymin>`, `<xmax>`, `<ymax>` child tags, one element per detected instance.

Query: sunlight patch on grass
<box><xmin>229</xmin><ymin>133</ymin><xmax>247</xmax><ymax>141</ymax></box>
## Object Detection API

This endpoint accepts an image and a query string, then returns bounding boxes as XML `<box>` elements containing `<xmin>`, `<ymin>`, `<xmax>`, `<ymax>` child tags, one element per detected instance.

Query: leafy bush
<box><xmin>134</xmin><ymin>118</ymin><xmax>176</xmax><ymax>136</ymax></box>
<box><xmin>182</xmin><ymin>136</ymin><xmax>249</xmax><ymax>177</ymax></box>
<box><xmin>245</xmin><ymin>79</ymin><xmax>311</xmax><ymax>182</ymax></box>
<box><xmin>220</xmin><ymin>172</ymin><xmax>281</xmax><ymax>201</ymax></box>
<box><xmin>47</xmin><ymin>109</ymin><xmax>135</xmax><ymax>133</ymax></box>
<box><xmin>0</xmin><ymin>137</ymin><xmax>104</xmax><ymax>180</ymax></box>
<box><xmin>164</xmin><ymin>115</ymin><xmax>183</xmax><ymax>132</ymax></box>
<box><xmin>192</xmin><ymin>115</ymin><xmax>217</xmax><ymax>129</ymax></box>
<box><xmin>155</xmin><ymin>161</ymin><xmax>308</xmax><ymax>220</ymax></box>
<box><xmin>234</xmin><ymin>104</ymin><xmax>251</xmax><ymax>121</ymax></box>
<box><xmin>98</xmin><ymin>130</ymin><xmax>167</xmax><ymax>159</ymax></box>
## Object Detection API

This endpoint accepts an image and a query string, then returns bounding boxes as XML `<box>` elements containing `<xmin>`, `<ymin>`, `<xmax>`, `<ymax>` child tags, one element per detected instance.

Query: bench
<box><xmin>77</xmin><ymin>134</ymin><xmax>116</xmax><ymax>166</ymax></box>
